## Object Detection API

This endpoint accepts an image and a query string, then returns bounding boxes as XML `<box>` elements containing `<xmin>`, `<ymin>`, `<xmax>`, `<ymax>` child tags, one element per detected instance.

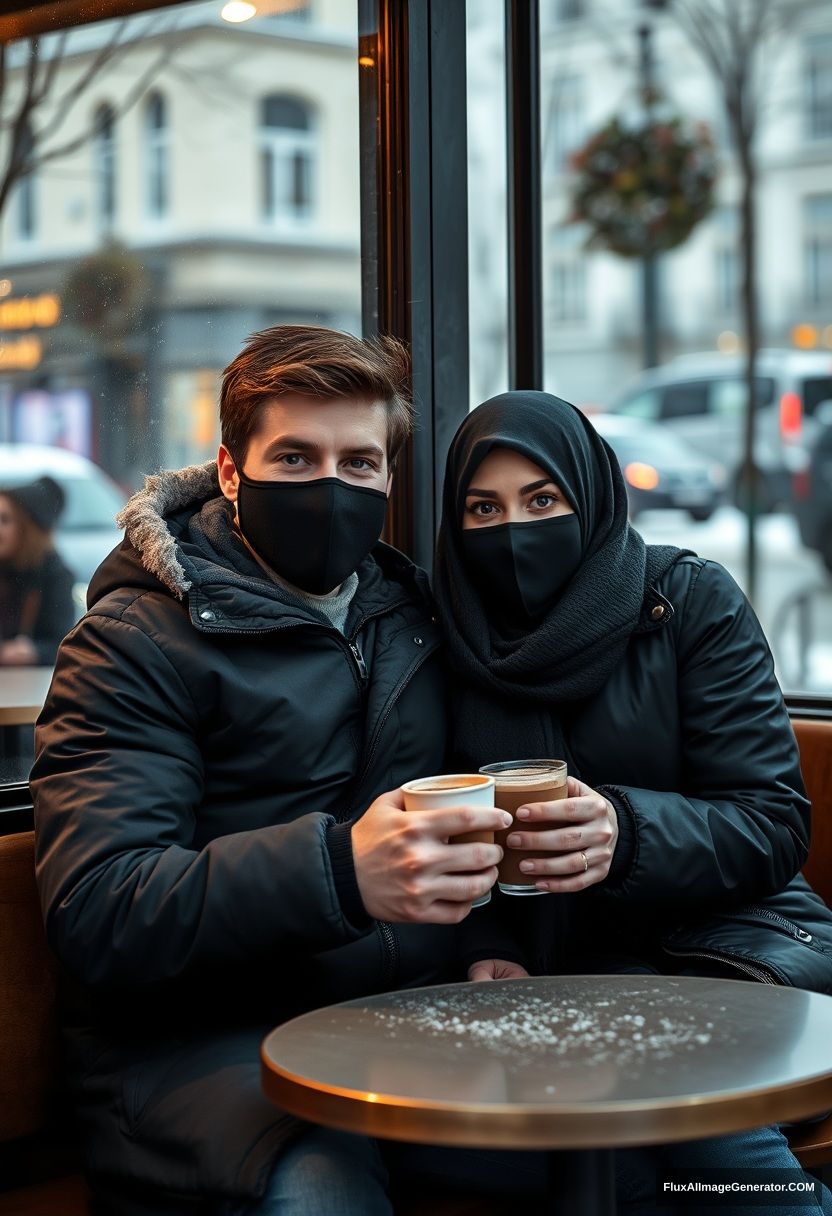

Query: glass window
<box><xmin>714</xmin><ymin>208</ymin><xmax>739</xmax><ymax>314</ymax></box>
<box><xmin>145</xmin><ymin>92</ymin><xmax>169</xmax><ymax>220</ymax></box>
<box><xmin>554</xmin><ymin>0</ymin><xmax>587</xmax><ymax>21</ymax></box>
<box><xmin>659</xmin><ymin>380</ymin><xmax>711</xmax><ymax>420</ymax></box>
<box><xmin>805</xmin><ymin>194</ymin><xmax>832</xmax><ymax>306</ymax></box>
<box><xmin>260</xmin><ymin>94</ymin><xmax>316</xmax><ymax>225</ymax></box>
<box><xmin>0</xmin><ymin>1</ymin><xmax>361</xmax><ymax>783</ymax></box>
<box><xmin>545</xmin><ymin>75</ymin><xmax>585</xmax><ymax>176</ymax></box>
<box><xmin>94</xmin><ymin>103</ymin><xmax>117</xmax><ymax>232</ymax></box>
<box><xmin>467</xmin><ymin>0</ymin><xmax>508</xmax><ymax>407</ymax></box>
<box><xmin>14</xmin><ymin>121</ymin><xmax>37</xmax><ymax>242</ymax></box>
<box><xmin>803</xmin><ymin>377</ymin><xmax>832</xmax><ymax>417</ymax></box>
<box><xmin>805</xmin><ymin>32</ymin><xmax>832</xmax><ymax>141</ymax></box>
<box><xmin>610</xmin><ymin>389</ymin><xmax>660</xmax><ymax>421</ymax></box>
<box><xmin>711</xmin><ymin>377</ymin><xmax>777</xmax><ymax>415</ymax></box>
<box><xmin>549</xmin><ymin>224</ymin><xmax>587</xmax><ymax>323</ymax></box>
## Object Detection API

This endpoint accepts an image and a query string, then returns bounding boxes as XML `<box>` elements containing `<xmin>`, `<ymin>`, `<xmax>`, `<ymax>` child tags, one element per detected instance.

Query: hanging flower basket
<box><xmin>568</xmin><ymin>115</ymin><xmax>717</xmax><ymax>258</ymax></box>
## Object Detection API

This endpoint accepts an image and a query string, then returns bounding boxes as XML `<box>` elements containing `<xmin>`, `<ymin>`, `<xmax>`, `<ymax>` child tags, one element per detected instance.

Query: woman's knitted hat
<box><xmin>3</xmin><ymin>476</ymin><xmax>66</xmax><ymax>532</ymax></box>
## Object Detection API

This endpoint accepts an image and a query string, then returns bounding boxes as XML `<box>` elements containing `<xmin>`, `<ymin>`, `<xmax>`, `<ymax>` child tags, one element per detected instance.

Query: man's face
<box><xmin>218</xmin><ymin>395</ymin><xmax>393</xmax><ymax>505</ymax></box>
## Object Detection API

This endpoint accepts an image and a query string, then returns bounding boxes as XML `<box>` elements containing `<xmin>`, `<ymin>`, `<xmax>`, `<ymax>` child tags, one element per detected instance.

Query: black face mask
<box><xmin>236</xmin><ymin>474</ymin><xmax>388</xmax><ymax>595</ymax></box>
<box><xmin>461</xmin><ymin>514</ymin><xmax>583</xmax><ymax>621</ymax></box>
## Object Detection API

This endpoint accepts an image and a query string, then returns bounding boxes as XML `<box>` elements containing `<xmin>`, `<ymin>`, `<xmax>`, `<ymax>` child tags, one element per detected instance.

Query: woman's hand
<box><xmin>505</xmin><ymin>776</ymin><xmax>618</xmax><ymax>892</ymax></box>
<box><xmin>0</xmin><ymin>635</ymin><xmax>39</xmax><ymax>666</ymax></box>
<box><xmin>468</xmin><ymin>959</ymin><xmax>530</xmax><ymax>981</ymax></box>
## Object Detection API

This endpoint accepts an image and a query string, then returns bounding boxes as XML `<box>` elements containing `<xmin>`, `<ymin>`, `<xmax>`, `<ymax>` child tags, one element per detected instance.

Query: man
<box><xmin>31</xmin><ymin>325</ymin><xmax>509</xmax><ymax>1215</ymax></box>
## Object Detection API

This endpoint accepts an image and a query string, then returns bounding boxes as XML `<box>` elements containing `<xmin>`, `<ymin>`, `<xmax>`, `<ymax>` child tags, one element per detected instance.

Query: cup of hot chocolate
<box><xmin>401</xmin><ymin>773</ymin><xmax>497</xmax><ymax>907</ymax></box>
<box><xmin>478</xmin><ymin>760</ymin><xmax>567</xmax><ymax>896</ymax></box>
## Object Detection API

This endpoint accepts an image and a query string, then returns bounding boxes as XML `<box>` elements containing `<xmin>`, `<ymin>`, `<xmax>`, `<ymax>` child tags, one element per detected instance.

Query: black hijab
<box><xmin>434</xmin><ymin>390</ymin><xmax>692</xmax><ymax>771</ymax></box>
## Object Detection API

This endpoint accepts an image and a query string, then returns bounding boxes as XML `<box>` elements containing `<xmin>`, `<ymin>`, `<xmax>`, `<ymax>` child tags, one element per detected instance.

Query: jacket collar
<box><xmin>114</xmin><ymin>462</ymin><xmax>433</xmax><ymax>630</ymax></box>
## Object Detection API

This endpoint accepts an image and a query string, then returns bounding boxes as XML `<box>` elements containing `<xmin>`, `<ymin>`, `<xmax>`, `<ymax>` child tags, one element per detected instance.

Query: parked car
<box><xmin>792</xmin><ymin>410</ymin><xmax>832</xmax><ymax>574</ymax></box>
<box><xmin>592</xmin><ymin>414</ymin><xmax>725</xmax><ymax>522</ymax></box>
<box><xmin>605</xmin><ymin>349</ymin><xmax>832</xmax><ymax>512</ymax></box>
<box><xmin>0</xmin><ymin>445</ymin><xmax>125</xmax><ymax>597</ymax></box>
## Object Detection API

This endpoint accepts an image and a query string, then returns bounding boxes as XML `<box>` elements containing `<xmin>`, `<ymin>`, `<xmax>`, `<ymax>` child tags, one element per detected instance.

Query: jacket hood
<box><xmin>89</xmin><ymin>462</ymin><xmax>432</xmax><ymax>620</ymax></box>
<box><xmin>114</xmin><ymin>461</ymin><xmax>219</xmax><ymax>600</ymax></box>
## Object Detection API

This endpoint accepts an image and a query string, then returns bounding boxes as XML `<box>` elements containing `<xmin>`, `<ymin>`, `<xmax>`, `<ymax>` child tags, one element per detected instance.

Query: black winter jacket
<box><xmin>463</xmin><ymin>556</ymin><xmax>832</xmax><ymax>993</ymax></box>
<box><xmin>30</xmin><ymin>464</ymin><xmax>450</xmax><ymax>1205</ymax></box>
<box><xmin>0</xmin><ymin>548</ymin><xmax>75</xmax><ymax>663</ymax></box>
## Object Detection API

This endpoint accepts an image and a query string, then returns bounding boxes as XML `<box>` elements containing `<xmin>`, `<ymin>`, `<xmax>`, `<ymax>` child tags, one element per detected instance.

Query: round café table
<box><xmin>0</xmin><ymin>666</ymin><xmax>53</xmax><ymax>725</ymax></box>
<box><xmin>262</xmin><ymin>975</ymin><xmax>832</xmax><ymax>1215</ymax></box>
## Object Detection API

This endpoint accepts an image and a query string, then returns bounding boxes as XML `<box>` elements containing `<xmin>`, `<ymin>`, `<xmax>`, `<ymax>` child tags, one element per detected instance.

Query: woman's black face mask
<box><xmin>237</xmin><ymin>473</ymin><xmax>388</xmax><ymax>594</ymax></box>
<box><xmin>461</xmin><ymin>513</ymin><xmax>583</xmax><ymax>621</ymax></box>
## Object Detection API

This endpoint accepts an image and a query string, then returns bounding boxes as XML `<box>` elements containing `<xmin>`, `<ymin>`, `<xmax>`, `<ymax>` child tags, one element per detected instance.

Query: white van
<box><xmin>606</xmin><ymin>349</ymin><xmax>832</xmax><ymax>511</ymax></box>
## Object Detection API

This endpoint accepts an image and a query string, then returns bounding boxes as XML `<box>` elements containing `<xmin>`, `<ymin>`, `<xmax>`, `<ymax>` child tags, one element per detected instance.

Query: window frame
<box><xmin>259</xmin><ymin>95</ymin><xmax>318</xmax><ymax>229</ymax></box>
<box><xmin>144</xmin><ymin>90</ymin><xmax>170</xmax><ymax>222</ymax></box>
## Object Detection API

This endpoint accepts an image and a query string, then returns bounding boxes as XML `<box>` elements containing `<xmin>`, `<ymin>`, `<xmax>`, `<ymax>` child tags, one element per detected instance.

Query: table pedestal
<box><xmin>547</xmin><ymin>1148</ymin><xmax>616</xmax><ymax>1215</ymax></box>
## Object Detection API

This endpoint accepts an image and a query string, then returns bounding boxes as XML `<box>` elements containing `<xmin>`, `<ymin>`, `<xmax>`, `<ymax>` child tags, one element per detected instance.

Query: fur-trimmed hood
<box><xmin>114</xmin><ymin>462</ymin><xmax>220</xmax><ymax>599</ymax></box>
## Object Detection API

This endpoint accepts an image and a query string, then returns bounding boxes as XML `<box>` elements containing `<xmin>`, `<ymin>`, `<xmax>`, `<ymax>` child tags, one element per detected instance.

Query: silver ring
<box><xmin>580</xmin><ymin>851</ymin><xmax>589</xmax><ymax>872</ymax></box>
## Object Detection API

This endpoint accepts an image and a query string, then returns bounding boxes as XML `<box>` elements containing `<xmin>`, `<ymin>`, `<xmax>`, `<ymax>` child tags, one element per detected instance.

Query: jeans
<box><xmin>227</xmin><ymin>1123</ymin><xmax>832</xmax><ymax>1215</ymax></box>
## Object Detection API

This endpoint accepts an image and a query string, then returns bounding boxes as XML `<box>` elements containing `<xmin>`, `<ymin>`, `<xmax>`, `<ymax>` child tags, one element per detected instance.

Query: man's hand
<box><xmin>0</xmin><ymin>636</ymin><xmax>39</xmax><ymax>666</ymax></box>
<box><xmin>505</xmin><ymin>776</ymin><xmax>619</xmax><ymax>893</ymax></box>
<box><xmin>468</xmin><ymin>959</ymin><xmax>530</xmax><ymax>982</ymax></box>
<box><xmin>352</xmin><ymin>789</ymin><xmax>511</xmax><ymax>924</ymax></box>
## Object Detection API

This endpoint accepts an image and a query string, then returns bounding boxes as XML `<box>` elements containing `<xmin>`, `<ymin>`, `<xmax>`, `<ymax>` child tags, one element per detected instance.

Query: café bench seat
<box><xmin>1</xmin><ymin>716</ymin><xmax>831</xmax><ymax>1213</ymax></box>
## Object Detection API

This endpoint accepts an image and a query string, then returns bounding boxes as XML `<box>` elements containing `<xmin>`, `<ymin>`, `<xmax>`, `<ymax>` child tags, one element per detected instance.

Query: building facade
<box><xmin>0</xmin><ymin>0</ymin><xmax>361</xmax><ymax>487</ymax></box>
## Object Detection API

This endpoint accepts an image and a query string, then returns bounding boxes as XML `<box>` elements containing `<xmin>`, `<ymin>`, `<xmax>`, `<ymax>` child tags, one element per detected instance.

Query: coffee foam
<box><xmin>413</xmin><ymin>776</ymin><xmax>489</xmax><ymax>792</ymax></box>
<box><xmin>492</xmin><ymin>769</ymin><xmax>566</xmax><ymax>790</ymax></box>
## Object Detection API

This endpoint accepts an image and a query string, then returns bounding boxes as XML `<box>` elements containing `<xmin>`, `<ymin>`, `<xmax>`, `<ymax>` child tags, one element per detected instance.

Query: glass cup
<box><xmin>478</xmin><ymin>760</ymin><xmax>568</xmax><ymax>896</ymax></box>
<box><xmin>400</xmin><ymin>773</ymin><xmax>497</xmax><ymax>907</ymax></box>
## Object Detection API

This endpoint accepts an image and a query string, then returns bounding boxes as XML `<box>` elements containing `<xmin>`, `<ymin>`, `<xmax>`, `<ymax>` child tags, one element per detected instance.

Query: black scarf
<box><xmin>434</xmin><ymin>390</ymin><xmax>693</xmax><ymax>773</ymax></box>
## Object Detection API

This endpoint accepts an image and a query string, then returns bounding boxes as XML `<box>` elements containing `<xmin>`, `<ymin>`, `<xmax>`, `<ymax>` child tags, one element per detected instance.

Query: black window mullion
<box><xmin>358</xmin><ymin>0</ymin><xmax>469</xmax><ymax>572</ymax></box>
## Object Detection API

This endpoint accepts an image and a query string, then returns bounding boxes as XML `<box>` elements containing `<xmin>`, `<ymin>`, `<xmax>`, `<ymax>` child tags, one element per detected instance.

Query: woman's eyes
<box><xmin>466</xmin><ymin>495</ymin><xmax>558</xmax><ymax>517</ymax></box>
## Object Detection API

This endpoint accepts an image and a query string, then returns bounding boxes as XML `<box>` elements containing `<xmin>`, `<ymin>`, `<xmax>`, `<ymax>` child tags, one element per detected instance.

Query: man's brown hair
<box><xmin>220</xmin><ymin>325</ymin><xmax>413</xmax><ymax>469</ymax></box>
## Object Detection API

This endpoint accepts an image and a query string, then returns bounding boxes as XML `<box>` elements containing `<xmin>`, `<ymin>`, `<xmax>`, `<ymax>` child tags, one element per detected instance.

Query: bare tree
<box><xmin>0</xmin><ymin>17</ymin><xmax>182</xmax><ymax>222</ymax></box>
<box><xmin>670</xmin><ymin>0</ymin><xmax>816</xmax><ymax>604</ymax></box>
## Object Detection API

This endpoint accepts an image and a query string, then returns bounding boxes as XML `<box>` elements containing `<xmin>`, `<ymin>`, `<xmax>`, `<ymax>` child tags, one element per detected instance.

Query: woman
<box><xmin>0</xmin><ymin>475</ymin><xmax>75</xmax><ymax>666</ymax></box>
<box><xmin>433</xmin><ymin>391</ymin><xmax>832</xmax><ymax>1213</ymax></box>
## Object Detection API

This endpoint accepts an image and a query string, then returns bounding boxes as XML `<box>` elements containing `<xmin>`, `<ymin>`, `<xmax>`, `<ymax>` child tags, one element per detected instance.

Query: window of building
<box><xmin>15</xmin><ymin>121</ymin><xmax>36</xmax><ymax>241</ymax></box>
<box><xmin>549</xmin><ymin>224</ymin><xmax>586</xmax><ymax>323</ymax></box>
<box><xmin>805</xmin><ymin>194</ymin><xmax>832</xmax><ymax>306</ymax></box>
<box><xmin>260</xmin><ymin>94</ymin><xmax>316</xmax><ymax>226</ymax></box>
<box><xmin>546</xmin><ymin>75</ymin><xmax>584</xmax><ymax>175</ymax></box>
<box><xmin>554</xmin><ymin>0</ymin><xmax>586</xmax><ymax>20</ymax></box>
<box><xmin>714</xmin><ymin>207</ymin><xmax>739</xmax><ymax>313</ymax></box>
<box><xmin>94</xmin><ymin>103</ymin><xmax>117</xmax><ymax>231</ymax></box>
<box><xmin>805</xmin><ymin>33</ymin><xmax>832</xmax><ymax>140</ymax></box>
<box><xmin>145</xmin><ymin>92</ymin><xmax>169</xmax><ymax>220</ymax></box>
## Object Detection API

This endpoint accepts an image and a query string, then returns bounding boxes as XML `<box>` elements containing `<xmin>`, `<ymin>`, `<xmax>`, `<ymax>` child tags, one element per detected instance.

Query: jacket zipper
<box><xmin>196</xmin><ymin>601</ymin><xmax>437</xmax><ymax>991</ymax></box>
<box><xmin>741</xmin><ymin>905</ymin><xmax>815</xmax><ymax>944</ymax></box>
<box><xmin>338</xmin><ymin>640</ymin><xmax>440</xmax><ymax>823</ymax></box>
<box><xmin>341</xmin><ymin>635</ymin><xmax>440</xmax><ymax>989</ymax></box>
<box><xmin>662</xmin><ymin>945</ymin><xmax>777</xmax><ymax>984</ymax></box>
<box><xmin>348</xmin><ymin>642</ymin><xmax>368</xmax><ymax>682</ymax></box>
<box><xmin>378</xmin><ymin>921</ymin><xmax>399</xmax><ymax>987</ymax></box>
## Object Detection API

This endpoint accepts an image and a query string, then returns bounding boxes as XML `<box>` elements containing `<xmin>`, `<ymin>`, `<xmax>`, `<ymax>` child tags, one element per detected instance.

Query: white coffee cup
<box><xmin>401</xmin><ymin>773</ymin><xmax>497</xmax><ymax>907</ymax></box>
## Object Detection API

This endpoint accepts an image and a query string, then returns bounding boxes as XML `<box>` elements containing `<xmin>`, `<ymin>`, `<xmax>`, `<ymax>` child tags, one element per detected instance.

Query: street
<box><xmin>637</xmin><ymin>507</ymin><xmax>832</xmax><ymax>695</ymax></box>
